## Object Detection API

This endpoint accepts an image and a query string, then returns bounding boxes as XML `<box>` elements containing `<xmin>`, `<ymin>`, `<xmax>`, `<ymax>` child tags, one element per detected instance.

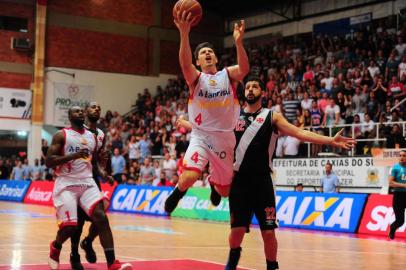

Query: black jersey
<box><xmin>234</xmin><ymin>108</ymin><xmax>278</xmax><ymax>176</ymax></box>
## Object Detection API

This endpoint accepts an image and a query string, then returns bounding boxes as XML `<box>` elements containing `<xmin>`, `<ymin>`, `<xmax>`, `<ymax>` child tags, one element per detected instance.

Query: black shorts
<box><xmin>77</xmin><ymin>178</ymin><xmax>102</xmax><ymax>223</ymax></box>
<box><xmin>229</xmin><ymin>172</ymin><xmax>278</xmax><ymax>231</ymax></box>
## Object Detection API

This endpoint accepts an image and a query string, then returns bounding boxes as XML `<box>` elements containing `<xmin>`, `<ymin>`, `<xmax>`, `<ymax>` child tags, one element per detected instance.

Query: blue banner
<box><xmin>0</xmin><ymin>180</ymin><xmax>31</xmax><ymax>202</ymax></box>
<box><xmin>252</xmin><ymin>191</ymin><xmax>367</xmax><ymax>233</ymax></box>
<box><xmin>110</xmin><ymin>185</ymin><xmax>172</xmax><ymax>216</ymax></box>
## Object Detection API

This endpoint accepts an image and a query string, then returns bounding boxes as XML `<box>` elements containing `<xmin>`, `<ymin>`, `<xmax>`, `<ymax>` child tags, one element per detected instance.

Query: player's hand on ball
<box><xmin>174</xmin><ymin>10</ymin><xmax>194</xmax><ymax>33</ymax></box>
<box><xmin>233</xmin><ymin>20</ymin><xmax>245</xmax><ymax>44</ymax></box>
<box><xmin>331</xmin><ymin>129</ymin><xmax>356</xmax><ymax>150</ymax></box>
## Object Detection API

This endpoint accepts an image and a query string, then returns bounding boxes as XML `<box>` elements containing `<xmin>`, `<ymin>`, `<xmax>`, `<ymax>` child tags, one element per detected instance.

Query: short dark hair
<box><xmin>296</xmin><ymin>183</ymin><xmax>303</xmax><ymax>187</ymax></box>
<box><xmin>244</xmin><ymin>75</ymin><xmax>265</xmax><ymax>91</ymax></box>
<box><xmin>194</xmin><ymin>42</ymin><xmax>215</xmax><ymax>60</ymax></box>
<box><xmin>326</xmin><ymin>162</ymin><xmax>332</xmax><ymax>168</ymax></box>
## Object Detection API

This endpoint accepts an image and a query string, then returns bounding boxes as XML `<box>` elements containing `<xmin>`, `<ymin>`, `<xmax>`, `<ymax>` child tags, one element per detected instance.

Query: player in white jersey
<box><xmin>47</xmin><ymin>106</ymin><xmax>132</xmax><ymax>270</ymax></box>
<box><xmin>70</xmin><ymin>102</ymin><xmax>115</xmax><ymax>269</ymax></box>
<box><xmin>164</xmin><ymin>10</ymin><xmax>249</xmax><ymax>214</ymax></box>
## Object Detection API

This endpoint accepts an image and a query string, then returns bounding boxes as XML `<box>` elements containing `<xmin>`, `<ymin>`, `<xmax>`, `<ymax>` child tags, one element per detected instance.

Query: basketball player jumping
<box><xmin>164</xmin><ymin>10</ymin><xmax>249</xmax><ymax>213</ymax></box>
<box><xmin>176</xmin><ymin>76</ymin><xmax>355</xmax><ymax>270</ymax></box>
<box><xmin>46</xmin><ymin>106</ymin><xmax>131</xmax><ymax>270</ymax></box>
<box><xmin>69</xmin><ymin>102</ymin><xmax>114</xmax><ymax>269</ymax></box>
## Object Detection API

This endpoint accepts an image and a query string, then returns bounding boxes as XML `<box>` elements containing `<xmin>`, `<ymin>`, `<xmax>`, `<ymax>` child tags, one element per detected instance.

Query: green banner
<box><xmin>172</xmin><ymin>187</ymin><xmax>230</xmax><ymax>222</ymax></box>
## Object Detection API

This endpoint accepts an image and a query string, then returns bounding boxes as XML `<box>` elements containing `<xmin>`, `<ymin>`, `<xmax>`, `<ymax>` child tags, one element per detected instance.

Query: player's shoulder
<box><xmin>392</xmin><ymin>163</ymin><xmax>401</xmax><ymax>170</ymax></box>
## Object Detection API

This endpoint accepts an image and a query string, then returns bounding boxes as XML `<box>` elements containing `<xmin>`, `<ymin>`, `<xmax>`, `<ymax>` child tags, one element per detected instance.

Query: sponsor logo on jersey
<box><xmin>208</xmin><ymin>79</ymin><xmax>217</xmax><ymax>86</ymax></box>
<box><xmin>198</xmin><ymin>89</ymin><xmax>230</xmax><ymax>99</ymax></box>
<box><xmin>256</xmin><ymin>117</ymin><xmax>264</xmax><ymax>123</ymax></box>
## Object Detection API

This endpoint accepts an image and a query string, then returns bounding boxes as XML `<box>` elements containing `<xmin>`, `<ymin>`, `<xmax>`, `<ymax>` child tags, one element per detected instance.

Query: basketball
<box><xmin>173</xmin><ymin>0</ymin><xmax>202</xmax><ymax>27</ymax></box>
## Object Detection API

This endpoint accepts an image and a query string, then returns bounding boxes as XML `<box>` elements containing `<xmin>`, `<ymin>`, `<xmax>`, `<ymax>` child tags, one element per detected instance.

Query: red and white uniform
<box><xmin>184</xmin><ymin>68</ymin><xmax>239</xmax><ymax>187</ymax></box>
<box><xmin>53</xmin><ymin>128</ymin><xmax>102</xmax><ymax>227</ymax></box>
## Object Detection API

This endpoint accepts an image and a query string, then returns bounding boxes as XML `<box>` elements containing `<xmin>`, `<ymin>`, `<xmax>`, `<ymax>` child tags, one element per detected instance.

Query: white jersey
<box><xmin>55</xmin><ymin>128</ymin><xmax>97</xmax><ymax>181</ymax></box>
<box><xmin>188</xmin><ymin>68</ymin><xmax>239</xmax><ymax>132</ymax></box>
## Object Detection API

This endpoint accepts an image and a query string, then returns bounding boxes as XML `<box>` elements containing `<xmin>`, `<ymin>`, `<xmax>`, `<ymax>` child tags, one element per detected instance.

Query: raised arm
<box><xmin>273</xmin><ymin>112</ymin><xmax>355</xmax><ymax>149</ymax></box>
<box><xmin>45</xmin><ymin>130</ymin><xmax>88</xmax><ymax>168</ymax></box>
<box><xmin>227</xmin><ymin>20</ymin><xmax>250</xmax><ymax>83</ymax></box>
<box><xmin>174</xmin><ymin>11</ymin><xmax>200</xmax><ymax>90</ymax></box>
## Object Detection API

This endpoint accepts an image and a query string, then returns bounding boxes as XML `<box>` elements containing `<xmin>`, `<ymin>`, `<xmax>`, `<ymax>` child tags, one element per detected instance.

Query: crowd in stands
<box><xmin>1</xmin><ymin>18</ymin><xmax>406</xmax><ymax>183</ymax></box>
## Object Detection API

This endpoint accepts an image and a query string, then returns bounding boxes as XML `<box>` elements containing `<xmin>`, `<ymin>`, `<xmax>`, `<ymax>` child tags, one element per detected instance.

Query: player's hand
<box><xmin>233</xmin><ymin>20</ymin><xmax>245</xmax><ymax>45</ymax></box>
<box><xmin>331</xmin><ymin>129</ymin><xmax>356</xmax><ymax>150</ymax></box>
<box><xmin>174</xmin><ymin>10</ymin><xmax>195</xmax><ymax>34</ymax></box>
<box><xmin>74</xmin><ymin>148</ymin><xmax>89</xmax><ymax>159</ymax></box>
<box><xmin>175</xmin><ymin>115</ymin><xmax>192</xmax><ymax>131</ymax></box>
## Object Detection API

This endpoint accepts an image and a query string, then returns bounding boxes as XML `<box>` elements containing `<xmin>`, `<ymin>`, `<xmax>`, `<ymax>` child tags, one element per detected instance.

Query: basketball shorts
<box><xmin>183</xmin><ymin>129</ymin><xmax>235</xmax><ymax>187</ymax></box>
<box><xmin>53</xmin><ymin>179</ymin><xmax>103</xmax><ymax>228</ymax></box>
<box><xmin>77</xmin><ymin>179</ymin><xmax>110</xmax><ymax>222</ymax></box>
<box><xmin>229</xmin><ymin>172</ymin><xmax>278</xmax><ymax>231</ymax></box>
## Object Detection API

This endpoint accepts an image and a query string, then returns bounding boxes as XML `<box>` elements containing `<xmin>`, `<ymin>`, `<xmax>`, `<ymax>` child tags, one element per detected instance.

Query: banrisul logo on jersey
<box><xmin>172</xmin><ymin>188</ymin><xmax>229</xmax><ymax>222</ymax></box>
<box><xmin>110</xmin><ymin>185</ymin><xmax>172</xmax><ymax>216</ymax></box>
<box><xmin>0</xmin><ymin>180</ymin><xmax>31</xmax><ymax>202</ymax></box>
<box><xmin>270</xmin><ymin>191</ymin><xmax>367</xmax><ymax>233</ymax></box>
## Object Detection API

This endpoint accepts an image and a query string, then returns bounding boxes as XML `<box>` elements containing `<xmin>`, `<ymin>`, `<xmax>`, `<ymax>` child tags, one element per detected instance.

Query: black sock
<box><xmin>226</xmin><ymin>247</ymin><xmax>242</xmax><ymax>269</ymax></box>
<box><xmin>266</xmin><ymin>260</ymin><xmax>279</xmax><ymax>270</ymax></box>
<box><xmin>174</xmin><ymin>186</ymin><xmax>187</xmax><ymax>198</ymax></box>
<box><xmin>84</xmin><ymin>236</ymin><xmax>93</xmax><ymax>244</ymax></box>
<box><xmin>53</xmin><ymin>241</ymin><xmax>62</xmax><ymax>250</ymax></box>
<box><xmin>104</xmin><ymin>248</ymin><xmax>115</xmax><ymax>266</ymax></box>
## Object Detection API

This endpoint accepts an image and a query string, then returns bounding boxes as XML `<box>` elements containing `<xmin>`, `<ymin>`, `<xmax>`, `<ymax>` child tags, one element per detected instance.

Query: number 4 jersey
<box><xmin>188</xmin><ymin>68</ymin><xmax>240</xmax><ymax>132</ymax></box>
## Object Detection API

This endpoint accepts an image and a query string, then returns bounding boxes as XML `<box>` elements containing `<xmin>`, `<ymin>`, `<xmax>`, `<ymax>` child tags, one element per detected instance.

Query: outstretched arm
<box><xmin>227</xmin><ymin>20</ymin><xmax>249</xmax><ymax>83</ymax></box>
<box><xmin>273</xmin><ymin>112</ymin><xmax>355</xmax><ymax>149</ymax></box>
<box><xmin>174</xmin><ymin>11</ymin><xmax>200</xmax><ymax>90</ymax></box>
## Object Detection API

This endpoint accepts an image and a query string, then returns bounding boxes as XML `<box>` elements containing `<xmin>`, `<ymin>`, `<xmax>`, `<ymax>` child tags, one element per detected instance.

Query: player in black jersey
<box><xmin>70</xmin><ymin>102</ymin><xmax>115</xmax><ymax>270</ymax></box>
<box><xmin>176</xmin><ymin>77</ymin><xmax>355</xmax><ymax>270</ymax></box>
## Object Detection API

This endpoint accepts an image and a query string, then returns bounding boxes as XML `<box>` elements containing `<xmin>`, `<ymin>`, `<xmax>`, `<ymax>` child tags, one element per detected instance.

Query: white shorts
<box><xmin>53</xmin><ymin>179</ymin><xmax>103</xmax><ymax>228</ymax></box>
<box><xmin>183</xmin><ymin>129</ymin><xmax>235</xmax><ymax>187</ymax></box>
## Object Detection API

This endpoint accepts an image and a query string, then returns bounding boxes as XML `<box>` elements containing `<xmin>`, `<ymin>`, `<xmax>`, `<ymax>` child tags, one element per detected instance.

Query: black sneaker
<box><xmin>80</xmin><ymin>238</ymin><xmax>97</xmax><ymax>263</ymax></box>
<box><xmin>164</xmin><ymin>187</ymin><xmax>186</xmax><ymax>214</ymax></box>
<box><xmin>210</xmin><ymin>184</ymin><xmax>221</xmax><ymax>206</ymax></box>
<box><xmin>389</xmin><ymin>227</ymin><xmax>396</xmax><ymax>240</ymax></box>
<box><xmin>70</xmin><ymin>253</ymin><xmax>84</xmax><ymax>270</ymax></box>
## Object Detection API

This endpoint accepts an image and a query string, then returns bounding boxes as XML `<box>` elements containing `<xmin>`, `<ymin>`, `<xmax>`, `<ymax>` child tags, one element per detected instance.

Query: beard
<box><xmin>71</xmin><ymin>118</ymin><xmax>85</xmax><ymax>127</ymax></box>
<box><xmin>87</xmin><ymin>114</ymin><xmax>99</xmax><ymax>123</ymax></box>
<box><xmin>245</xmin><ymin>94</ymin><xmax>262</xmax><ymax>104</ymax></box>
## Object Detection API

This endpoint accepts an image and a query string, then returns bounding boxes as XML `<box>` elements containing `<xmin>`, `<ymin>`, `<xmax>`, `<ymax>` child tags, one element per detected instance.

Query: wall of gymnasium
<box><xmin>224</xmin><ymin>0</ymin><xmax>406</xmax><ymax>47</ymax></box>
<box><xmin>0</xmin><ymin>0</ymin><xmax>224</xmax><ymax>122</ymax></box>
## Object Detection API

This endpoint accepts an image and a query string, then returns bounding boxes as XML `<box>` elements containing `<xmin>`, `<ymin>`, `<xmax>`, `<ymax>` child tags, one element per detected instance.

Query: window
<box><xmin>0</xmin><ymin>16</ymin><xmax>28</xmax><ymax>32</ymax></box>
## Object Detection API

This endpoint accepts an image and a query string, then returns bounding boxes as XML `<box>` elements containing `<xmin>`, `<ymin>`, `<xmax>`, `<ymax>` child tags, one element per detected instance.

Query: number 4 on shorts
<box><xmin>194</xmin><ymin>113</ymin><xmax>202</xmax><ymax>125</ymax></box>
<box><xmin>191</xmin><ymin>152</ymin><xmax>199</xmax><ymax>163</ymax></box>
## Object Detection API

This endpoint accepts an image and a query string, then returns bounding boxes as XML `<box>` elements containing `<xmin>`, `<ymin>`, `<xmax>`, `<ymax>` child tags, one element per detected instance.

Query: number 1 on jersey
<box><xmin>191</xmin><ymin>152</ymin><xmax>199</xmax><ymax>163</ymax></box>
<box><xmin>194</xmin><ymin>113</ymin><xmax>202</xmax><ymax>126</ymax></box>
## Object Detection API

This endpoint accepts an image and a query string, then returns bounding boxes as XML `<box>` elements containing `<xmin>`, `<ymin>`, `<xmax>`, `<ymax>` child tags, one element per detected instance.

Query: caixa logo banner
<box><xmin>358</xmin><ymin>194</ymin><xmax>406</xmax><ymax>237</ymax></box>
<box><xmin>0</xmin><ymin>180</ymin><xmax>31</xmax><ymax>202</ymax></box>
<box><xmin>261</xmin><ymin>191</ymin><xmax>367</xmax><ymax>233</ymax></box>
<box><xmin>110</xmin><ymin>185</ymin><xmax>172</xmax><ymax>216</ymax></box>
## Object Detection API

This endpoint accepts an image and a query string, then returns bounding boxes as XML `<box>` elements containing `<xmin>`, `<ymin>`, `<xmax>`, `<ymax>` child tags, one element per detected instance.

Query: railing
<box><xmin>300</xmin><ymin>120</ymin><xmax>406</xmax><ymax>157</ymax></box>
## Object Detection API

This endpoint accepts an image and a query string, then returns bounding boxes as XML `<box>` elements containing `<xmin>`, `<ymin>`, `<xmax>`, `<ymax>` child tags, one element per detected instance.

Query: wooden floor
<box><xmin>0</xmin><ymin>201</ymin><xmax>406</xmax><ymax>270</ymax></box>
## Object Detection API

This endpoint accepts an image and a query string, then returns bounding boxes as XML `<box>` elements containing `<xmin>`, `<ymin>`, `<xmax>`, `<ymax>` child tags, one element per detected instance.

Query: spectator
<box><xmin>386</xmin><ymin>124</ymin><xmax>406</xmax><ymax>148</ymax></box>
<box><xmin>388</xmin><ymin>76</ymin><xmax>405</xmax><ymax>99</ymax></box>
<box><xmin>322</xmin><ymin>98</ymin><xmax>340</xmax><ymax>128</ymax></box>
<box><xmin>139</xmin><ymin>134</ymin><xmax>152</xmax><ymax>163</ymax></box>
<box><xmin>139</xmin><ymin>158</ymin><xmax>155</xmax><ymax>186</ymax></box>
<box><xmin>300</xmin><ymin>91</ymin><xmax>312</xmax><ymax>111</ymax></box>
<box><xmin>155</xmin><ymin>171</ymin><xmax>172</xmax><ymax>187</ymax></box>
<box><xmin>162</xmin><ymin>153</ymin><xmax>177</xmax><ymax>179</ymax></box>
<box><xmin>111</xmin><ymin>148</ymin><xmax>126</xmax><ymax>183</ymax></box>
<box><xmin>31</xmin><ymin>158</ymin><xmax>44</xmax><ymax>180</ymax></box>
<box><xmin>320</xmin><ymin>163</ymin><xmax>340</xmax><ymax>193</ymax></box>
<box><xmin>175</xmin><ymin>135</ymin><xmax>189</xmax><ymax>158</ymax></box>
<box><xmin>10</xmin><ymin>160</ymin><xmax>24</xmax><ymax>180</ymax></box>
<box><xmin>22</xmin><ymin>158</ymin><xmax>31</xmax><ymax>180</ymax></box>
<box><xmin>0</xmin><ymin>159</ymin><xmax>9</xmax><ymax>180</ymax></box>
<box><xmin>127</xmin><ymin>135</ymin><xmax>140</xmax><ymax>163</ymax></box>
<box><xmin>282</xmin><ymin>120</ymin><xmax>302</xmax><ymax>157</ymax></box>
<box><xmin>283</xmin><ymin>92</ymin><xmax>300</xmax><ymax>123</ymax></box>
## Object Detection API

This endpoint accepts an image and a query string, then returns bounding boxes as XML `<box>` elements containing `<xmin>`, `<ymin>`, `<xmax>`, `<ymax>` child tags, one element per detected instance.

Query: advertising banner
<box><xmin>171</xmin><ymin>188</ymin><xmax>229</xmax><ymax>222</ymax></box>
<box><xmin>23</xmin><ymin>181</ymin><xmax>54</xmax><ymax>206</ymax></box>
<box><xmin>358</xmin><ymin>194</ymin><xmax>406</xmax><ymax>238</ymax></box>
<box><xmin>273</xmin><ymin>157</ymin><xmax>384</xmax><ymax>188</ymax></box>
<box><xmin>100</xmin><ymin>183</ymin><xmax>117</xmax><ymax>201</ymax></box>
<box><xmin>53</xmin><ymin>83</ymin><xmax>94</xmax><ymax>126</ymax></box>
<box><xmin>110</xmin><ymin>185</ymin><xmax>172</xmax><ymax>216</ymax></box>
<box><xmin>0</xmin><ymin>180</ymin><xmax>31</xmax><ymax>202</ymax></box>
<box><xmin>0</xmin><ymin>88</ymin><xmax>32</xmax><ymax>119</ymax></box>
<box><xmin>270</xmin><ymin>191</ymin><xmax>367</xmax><ymax>232</ymax></box>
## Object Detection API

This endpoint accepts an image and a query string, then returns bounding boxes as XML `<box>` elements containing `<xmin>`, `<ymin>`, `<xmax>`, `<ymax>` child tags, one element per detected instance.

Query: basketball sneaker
<box><xmin>48</xmin><ymin>241</ymin><xmax>61</xmax><ymax>270</ymax></box>
<box><xmin>80</xmin><ymin>237</ymin><xmax>97</xmax><ymax>263</ymax></box>
<box><xmin>108</xmin><ymin>260</ymin><xmax>133</xmax><ymax>270</ymax></box>
<box><xmin>389</xmin><ymin>227</ymin><xmax>396</xmax><ymax>240</ymax></box>
<box><xmin>210</xmin><ymin>183</ymin><xmax>221</xmax><ymax>206</ymax></box>
<box><xmin>164</xmin><ymin>187</ymin><xmax>186</xmax><ymax>214</ymax></box>
<box><xmin>70</xmin><ymin>253</ymin><xmax>84</xmax><ymax>270</ymax></box>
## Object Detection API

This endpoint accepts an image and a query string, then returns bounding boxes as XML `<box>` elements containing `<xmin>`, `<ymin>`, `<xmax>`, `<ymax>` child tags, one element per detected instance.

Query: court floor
<box><xmin>0</xmin><ymin>201</ymin><xmax>405</xmax><ymax>270</ymax></box>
